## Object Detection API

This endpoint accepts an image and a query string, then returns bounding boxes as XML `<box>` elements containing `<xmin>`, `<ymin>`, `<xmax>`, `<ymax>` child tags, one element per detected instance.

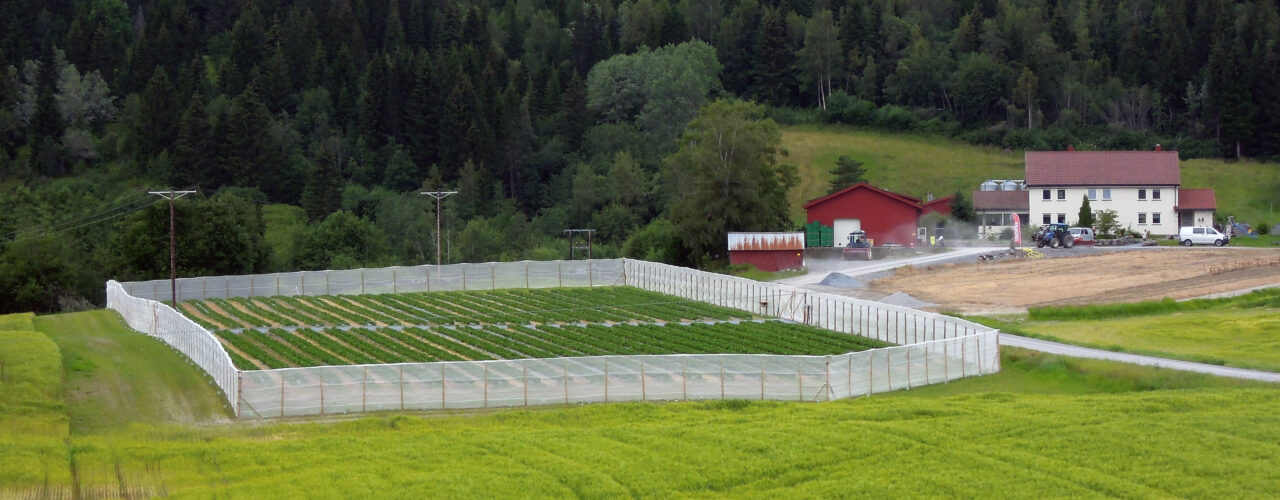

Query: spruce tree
<box><xmin>828</xmin><ymin>156</ymin><xmax>866</xmax><ymax>194</ymax></box>
<box><xmin>950</xmin><ymin>190</ymin><xmax>974</xmax><ymax>224</ymax></box>
<box><xmin>1077</xmin><ymin>195</ymin><xmax>1095</xmax><ymax>228</ymax></box>
<box><xmin>172</xmin><ymin>92</ymin><xmax>213</xmax><ymax>187</ymax></box>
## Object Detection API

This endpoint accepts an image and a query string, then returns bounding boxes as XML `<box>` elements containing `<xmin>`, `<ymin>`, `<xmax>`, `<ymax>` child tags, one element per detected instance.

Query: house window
<box><xmin>1138</xmin><ymin>213</ymin><xmax>1147</xmax><ymax>224</ymax></box>
<box><xmin>1138</xmin><ymin>189</ymin><xmax>1147</xmax><ymax>200</ymax></box>
<box><xmin>1057</xmin><ymin>213</ymin><xmax>1066</xmax><ymax>224</ymax></box>
<box><xmin>1153</xmin><ymin>189</ymin><xmax>1161</xmax><ymax>200</ymax></box>
<box><xmin>1057</xmin><ymin>189</ymin><xmax>1066</xmax><ymax>200</ymax></box>
<box><xmin>1042</xmin><ymin>189</ymin><xmax>1051</xmax><ymax>200</ymax></box>
<box><xmin>1043</xmin><ymin>213</ymin><xmax>1051</xmax><ymax>224</ymax></box>
<box><xmin>1103</xmin><ymin>189</ymin><xmax>1111</xmax><ymax>200</ymax></box>
<box><xmin>1088</xmin><ymin>189</ymin><xmax>1097</xmax><ymax>200</ymax></box>
<box><xmin>1153</xmin><ymin>213</ymin><xmax>1161</xmax><ymax>224</ymax></box>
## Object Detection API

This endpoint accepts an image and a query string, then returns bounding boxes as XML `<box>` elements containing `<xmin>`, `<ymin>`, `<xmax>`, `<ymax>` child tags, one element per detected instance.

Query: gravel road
<box><xmin>1000</xmin><ymin>334</ymin><xmax>1280</xmax><ymax>383</ymax></box>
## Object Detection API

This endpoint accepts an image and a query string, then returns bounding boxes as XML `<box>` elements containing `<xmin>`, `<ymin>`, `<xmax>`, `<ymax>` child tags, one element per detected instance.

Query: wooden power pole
<box><xmin>419</xmin><ymin>190</ymin><xmax>457</xmax><ymax>269</ymax></box>
<box><xmin>148</xmin><ymin>190</ymin><xmax>196</xmax><ymax>307</ymax></box>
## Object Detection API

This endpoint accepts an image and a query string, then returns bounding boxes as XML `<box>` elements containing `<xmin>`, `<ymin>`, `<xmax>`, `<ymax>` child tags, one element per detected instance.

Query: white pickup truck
<box><xmin>1069</xmin><ymin>227</ymin><xmax>1095</xmax><ymax>245</ymax></box>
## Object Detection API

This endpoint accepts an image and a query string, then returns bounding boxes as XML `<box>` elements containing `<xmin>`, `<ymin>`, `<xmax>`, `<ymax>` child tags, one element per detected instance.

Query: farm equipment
<box><xmin>842</xmin><ymin>231</ymin><xmax>872</xmax><ymax>260</ymax></box>
<box><xmin>1033</xmin><ymin>223</ymin><xmax>1074</xmax><ymax>249</ymax></box>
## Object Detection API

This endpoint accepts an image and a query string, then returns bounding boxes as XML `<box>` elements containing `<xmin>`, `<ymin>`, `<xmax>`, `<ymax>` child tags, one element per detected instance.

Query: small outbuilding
<box><xmin>727</xmin><ymin>232</ymin><xmax>804</xmax><ymax>272</ymax></box>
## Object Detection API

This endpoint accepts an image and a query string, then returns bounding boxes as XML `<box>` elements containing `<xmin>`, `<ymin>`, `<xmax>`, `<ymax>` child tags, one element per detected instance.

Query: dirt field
<box><xmin>869</xmin><ymin>248</ymin><xmax>1280</xmax><ymax>313</ymax></box>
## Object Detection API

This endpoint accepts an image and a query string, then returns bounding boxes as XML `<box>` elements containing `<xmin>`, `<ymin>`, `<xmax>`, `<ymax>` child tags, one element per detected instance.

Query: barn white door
<box><xmin>833</xmin><ymin>218</ymin><xmax>861</xmax><ymax>247</ymax></box>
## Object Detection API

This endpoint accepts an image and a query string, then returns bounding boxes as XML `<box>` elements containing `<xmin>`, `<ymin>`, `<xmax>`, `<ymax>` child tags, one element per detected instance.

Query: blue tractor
<box><xmin>1033</xmin><ymin>223</ymin><xmax>1074</xmax><ymax>249</ymax></box>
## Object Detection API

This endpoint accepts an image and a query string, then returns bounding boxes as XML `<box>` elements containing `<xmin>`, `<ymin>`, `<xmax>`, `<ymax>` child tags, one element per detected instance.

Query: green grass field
<box><xmin>781</xmin><ymin>125</ymin><xmax>1280</xmax><ymax>228</ymax></box>
<box><xmin>972</xmin><ymin>291</ymin><xmax>1280</xmax><ymax>372</ymax></box>
<box><xmin>4</xmin><ymin>309</ymin><xmax>1279</xmax><ymax>497</ymax></box>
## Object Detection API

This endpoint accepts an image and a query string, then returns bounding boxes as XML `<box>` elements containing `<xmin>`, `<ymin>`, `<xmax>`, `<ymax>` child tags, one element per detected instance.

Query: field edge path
<box><xmin>1000</xmin><ymin>334</ymin><xmax>1280</xmax><ymax>383</ymax></box>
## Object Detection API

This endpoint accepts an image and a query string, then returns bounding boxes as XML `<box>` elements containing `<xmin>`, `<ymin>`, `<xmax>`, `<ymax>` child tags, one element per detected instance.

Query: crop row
<box><xmin>215</xmin><ymin>320</ymin><xmax>887</xmax><ymax>370</ymax></box>
<box><xmin>183</xmin><ymin>287</ymin><xmax>756</xmax><ymax>332</ymax></box>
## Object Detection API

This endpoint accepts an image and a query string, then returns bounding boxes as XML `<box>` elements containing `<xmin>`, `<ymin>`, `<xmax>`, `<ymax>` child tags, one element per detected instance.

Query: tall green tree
<box><xmin>828</xmin><ymin>155</ymin><xmax>865</xmax><ymax>194</ymax></box>
<box><xmin>797</xmin><ymin>10</ymin><xmax>842</xmax><ymax>110</ymax></box>
<box><xmin>664</xmin><ymin>99</ymin><xmax>796</xmax><ymax>261</ymax></box>
<box><xmin>133</xmin><ymin>67</ymin><xmax>178</xmax><ymax>161</ymax></box>
<box><xmin>1077</xmin><ymin>194</ymin><xmax>1094</xmax><ymax>228</ymax></box>
<box><xmin>949</xmin><ymin>190</ymin><xmax>973</xmax><ymax>223</ymax></box>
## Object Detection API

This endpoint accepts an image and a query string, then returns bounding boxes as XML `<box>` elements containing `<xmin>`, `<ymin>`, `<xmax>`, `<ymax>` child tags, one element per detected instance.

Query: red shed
<box><xmin>727</xmin><ymin>232</ymin><xmax>804</xmax><ymax>271</ymax></box>
<box><xmin>803</xmin><ymin>183</ymin><xmax>930</xmax><ymax>246</ymax></box>
<box><xmin>922</xmin><ymin>195</ymin><xmax>954</xmax><ymax>216</ymax></box>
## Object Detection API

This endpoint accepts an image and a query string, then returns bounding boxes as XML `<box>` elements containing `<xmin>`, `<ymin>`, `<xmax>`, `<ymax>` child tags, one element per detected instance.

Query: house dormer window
<box><xmin>1138</xmin><ymin>189</ymin><xmax>1147</xmax><ymax>200</ymax></box>
<box><xmin>1153</xmin><ymin>189</ymin><xmax>1161</xmax><ymax>200</ymax></box>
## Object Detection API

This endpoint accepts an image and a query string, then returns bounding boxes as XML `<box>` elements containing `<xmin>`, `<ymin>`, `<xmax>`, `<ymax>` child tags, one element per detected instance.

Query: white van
<box><xmin>1178</xmin><ymin>226</ymin><xmax>1228</xmax><ymax>247</ymax></box>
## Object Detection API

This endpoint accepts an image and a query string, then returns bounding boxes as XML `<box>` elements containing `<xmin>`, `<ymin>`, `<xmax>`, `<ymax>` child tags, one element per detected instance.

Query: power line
<box><xmin>0</xmin><ymin>194</ymin><xmax>159</xmax><ymax>243</ymax></box>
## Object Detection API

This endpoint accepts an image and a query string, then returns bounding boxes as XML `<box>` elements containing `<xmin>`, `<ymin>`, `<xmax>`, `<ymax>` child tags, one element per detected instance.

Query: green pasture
<box><xmin>4</xmin><ymin>308</ymin><xmax>1279</xmax><ymax>497</ymax></box>
<box><xmin>0</xmin><ymin>314</ymin><xmax>70</xmax><ymax>492</ymax></box>
<box><xmin>780</xmin><ymin>125</ymin><xmax>1280</xmax><ymax>229</ymax></box>
<box><xmin>781</xmin><ymin>125</ymin><xmax>1025</xmax><ymax>223</ymax></box>
<box><xmin>973</xmin><ymin>290</ymin><xmax>1280</xmax><ymax>372</ymax></box>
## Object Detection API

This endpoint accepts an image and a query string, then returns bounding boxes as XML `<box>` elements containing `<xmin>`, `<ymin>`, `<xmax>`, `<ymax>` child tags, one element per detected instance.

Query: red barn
<box><xmin>803</xmin><ymin>183</ymin><xmax>950</xmax><ymax>247</ymax></box>
<box><xmin>727</xmin><ymin>232</ymin><xmax>804</xmax><ymax>271</ymax></box>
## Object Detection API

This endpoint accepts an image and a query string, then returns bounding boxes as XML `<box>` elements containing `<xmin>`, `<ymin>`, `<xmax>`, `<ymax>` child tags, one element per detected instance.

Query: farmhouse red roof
<box><xmin>1175</xmin><ymin>188</ymin><xmax>1217</xmax><ymax>211</ymax></box>
<box><xmin>802</xmin><ymin>182</ymin><xmax>922</xmax><ymax>210</ymax></box>
<box><xmin>1025</xmin><ymin>151</ymin><xmax>1181</xmax><ymax>186</ymax></box>
<box><xmin>972</xmin><ymin>190</ymin><xmax>1030</xmax><ymax>211</ymax></box>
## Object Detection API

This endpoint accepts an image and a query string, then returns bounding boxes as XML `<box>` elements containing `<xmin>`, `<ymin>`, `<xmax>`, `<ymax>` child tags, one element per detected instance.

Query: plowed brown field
<box><xmin>869</xmin><ymin>248</ymin><xmax>1280</xmax><ymax>313</ymax></box>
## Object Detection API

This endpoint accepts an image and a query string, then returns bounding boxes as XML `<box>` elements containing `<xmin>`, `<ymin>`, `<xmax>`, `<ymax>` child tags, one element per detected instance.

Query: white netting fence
<box><xmin>121</xmin><ymin>260</ymin><xmax>625</xmax><ymax>302</ymax></box>
<box><xmin>106</xmin><ymin>280</ymin><xmax>240</xmax><ymax>413</ymax></box>
<box><xmin>107</xmin><ymin>259</ymin><xmax>1000</xmax><ymax>419</ymax></box>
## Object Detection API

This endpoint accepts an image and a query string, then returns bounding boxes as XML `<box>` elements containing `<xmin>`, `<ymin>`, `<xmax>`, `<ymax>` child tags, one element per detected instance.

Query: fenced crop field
<box><xmin>108</xmin><ymin>259</ymin><xmax>1001</xmax><ymax>418</ymax></box>
<box><xmin>182</xmin><ymin>288</ymin><xmax>889</xmax><ymax>370</ymax></box>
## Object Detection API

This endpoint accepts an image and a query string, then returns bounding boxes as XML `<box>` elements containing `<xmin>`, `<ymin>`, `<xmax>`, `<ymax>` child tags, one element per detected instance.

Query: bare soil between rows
<box><xmin>869</xmin><ymin>248</ymin><xmax>1280</xmax><ymax>313</ymax></box>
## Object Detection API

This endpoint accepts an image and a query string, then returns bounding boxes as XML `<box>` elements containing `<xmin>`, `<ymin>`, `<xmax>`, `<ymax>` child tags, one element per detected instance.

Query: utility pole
<box><xmin>419</xmin><ymin>190</ymin><xmax>457</xmax><ymax>269</ymax></box>
<box><xmin>148</xmin><ymin>190</ymin><xmax>196</xmax><ymax>307</ymax></box>
<box><xmin>564</xmin><ymin>229</ymin><xmax>595</xmax><ymax>259</ymax></box>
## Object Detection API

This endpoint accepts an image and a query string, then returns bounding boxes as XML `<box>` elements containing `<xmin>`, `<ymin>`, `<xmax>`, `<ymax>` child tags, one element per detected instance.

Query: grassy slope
<box><xmin>0</xmin><ymin>314</ymin><xmax>70</xmax><ymax>491</ymax></box>
<box><xmin>32</xmin><ymin>310</ymin><xmax>231</xmax><ymax>433</ymax></box>
<box><xmin>7</xmin><ymin>310</ymin><xmax>1279</xmax><ymax>497</ymax></box>
<box><xmin>781</xmin><ymin>125</ymin><xmax>1023</xmax><ymax>224</ymax></box>
<box><xmin>781</xmin><ymin>125</ymin><xmax>1280</xmax><ymax>228</ymax></box>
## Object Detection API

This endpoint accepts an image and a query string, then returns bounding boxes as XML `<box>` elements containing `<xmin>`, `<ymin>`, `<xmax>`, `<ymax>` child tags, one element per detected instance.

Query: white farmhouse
<box><xmin>1024</xmin><ymin>150</ymin><xmax>1214</xmax><ymax>236</ymax></box>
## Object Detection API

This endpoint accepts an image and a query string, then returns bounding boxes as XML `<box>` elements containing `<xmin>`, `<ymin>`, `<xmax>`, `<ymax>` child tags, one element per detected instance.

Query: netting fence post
<box><xmin>558</xmin><ymin>261</ymin><xmax>563</xmax><ymax>288</ymax></box>
<box><xmin>525</xmin><ymin>262</ymin><xmax>529</xmax><ymax>289</ymax></box>
<box><xmin>320</xmin><ymin>373</ymin><xmax>325</xmax><ymax>415</ymax></box>
<box><xmin>362</xmin><ymin>366</ymin><xmax>368</xmax><ymax>413</ymax></box>
<box><xmin>760</xmin><ymin>358</ymin><xmax>766</xmax><ymax>400</ymax></box>
<box><xmin>441</xmin><ymin>364</ymin><xmax>447</xmax><ymax>409</ymax></box>
<box><xmin>924</xmin><ymin>342</ymin><xmax>931</xmax><ymax>383</ymax></box>
<box><xmin>886</xmin><ymin>350</ymin><xmax>892</xmax><ymax>391</ymax></box>
<box><xmin>463</xmin><ymin>266</ymin><xmax>467</xmax><ymax>291</ymax></box>
<box><xmin>280</xmin><ymin>373</ymin><xmax>286</xmax><ymax>418</ymax></box>
<box><xmin>682</xmin><ymin>359</ymin><xmax>688</xmax><ymax>400</ymax></box>
<box><xmin>797</xmin><ymin>358</ymin><xmax>803</xmax><ymax>402</ymax></box>
<box><xmin>491</xmin><ymin>263</ymin><xmax>495</xmax><ymax>290</ymax></box>
<box><xmin>961</xmin><ymin>336</ymin><xmax>967</xmax><ymax>377</ymax></box>
<box><xmin>523</xmin><ymin>362</ymin><xmax>529</xmax><ymax>406</ymax></box>
<box><xmin>483</xmin><ymin>363</ymin><xmax>489</xmax><ymax>408</ymax></box>
<box><xmin>393</xmin><ymin>270</ymin><xmax>398</xmax><ymax>293</ymax></box>
<box><xmin>202</xmin><ymin>280</ymin><xmax>207</xmax><ymax>300</ymax></box>
<box><xmin>400</xmin><ymin>365</ymin><xmax>405</xmax><ymax>410</ymax></box>
<box><xmin>325</xmin><ymin>274</ymin><xmax>330</xmax><ymax>295</ymax></box>
<box><xmin>906</xmin><ymin>347</ymin><xmax>912</xmax><ymax>390</ymax></box>
<box><xmin>944</xmin><ymin>340</ymin><xmax>950</xmax><ymax>382</ymax></box>
<box><xmin>563</xmin><ymin>359</ymin><xmax>569</xmax><ymax>404</ymax></box>
<box><xmin>641</xmin><ymin>360</ymin><xmax>647</xmax><ymax>401</ymax></box>
<box><xmin>603</xmin><ymin>358</ymin><xmax>609</xmax><ymax>402</ymax></box>
<box><xmin>276</xmin><ymin>276</ymin><xmax>281</xmax><ymax>296</ymax></box>
<box><xmin>720</xmin><ymin>359</ymin><xmax>725</xmax><ymax>399</ymax></box>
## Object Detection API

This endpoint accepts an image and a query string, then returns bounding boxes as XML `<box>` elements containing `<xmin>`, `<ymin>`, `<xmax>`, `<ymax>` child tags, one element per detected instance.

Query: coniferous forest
<box><xmin>1</xmin><ymin>0</ymin><xmax>1278</xmax><ymax>312</ymax></box>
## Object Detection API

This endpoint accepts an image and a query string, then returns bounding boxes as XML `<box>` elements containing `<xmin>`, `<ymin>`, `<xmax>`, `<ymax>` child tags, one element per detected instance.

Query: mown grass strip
<box><xmin>1028</xmin><ymin>289</ymin><xmax>1280</xmax><ymax>321</ymax></box>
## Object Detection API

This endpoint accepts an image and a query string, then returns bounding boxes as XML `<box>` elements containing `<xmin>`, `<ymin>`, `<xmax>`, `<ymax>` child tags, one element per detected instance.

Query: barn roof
<box><xmin>1175</xmin><ymin>188</ymin><xmax>1217</xmax><ymax>211</ymax></box>
<box><xmin>972</xmin><ymin>190</ymin><xmax>1030</xmax><ymax>211</ymax></box>
<box><xmin>802</xmin><ymin>183</ymin><xmax>922</xmax><ymax>211</ymax></box>
<box><xmin>1025</xmin><ymin>151</ymin><xmax>1181</xmax><ymax>186</ymax></box>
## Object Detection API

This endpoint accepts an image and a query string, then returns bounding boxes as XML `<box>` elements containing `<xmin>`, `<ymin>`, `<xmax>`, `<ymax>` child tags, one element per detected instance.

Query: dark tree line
<box><xmin>1</xmin><ymin>0</ymin><xmax>1278</xmax><ymax>312</ymax></box>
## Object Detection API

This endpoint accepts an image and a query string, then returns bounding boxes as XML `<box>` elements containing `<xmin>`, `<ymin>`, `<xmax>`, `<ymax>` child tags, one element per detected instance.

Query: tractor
<box><xmin>1033</xmin><ymin>223</ymin><xmax>1074</xmax><ymax>249</ymax></box>
<box><xmin>842</xmin><ymin>231</ymin><xmax>872</xmax><ymax>260</ymax></box>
